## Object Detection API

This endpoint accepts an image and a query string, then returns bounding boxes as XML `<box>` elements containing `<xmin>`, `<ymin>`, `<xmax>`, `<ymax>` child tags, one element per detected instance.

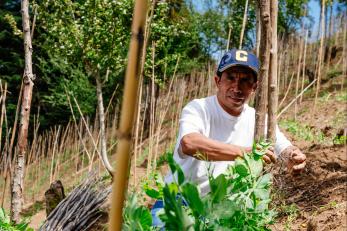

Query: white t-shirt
<box><xmin>165</xmin><ymin>95</ymin><xmax>292</xmax><ymax>195</ymax></box>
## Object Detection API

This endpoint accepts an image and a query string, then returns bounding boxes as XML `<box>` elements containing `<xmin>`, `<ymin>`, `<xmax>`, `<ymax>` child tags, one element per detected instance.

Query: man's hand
<box><xmin>262</xmin><ymin>147</ymin><xmax>277</xmax><ymax>164</ymax></box>
<box><xmin>281</xmin><ymin>146</ymin><xmax>306</xmax><ymax>175</ymax></box>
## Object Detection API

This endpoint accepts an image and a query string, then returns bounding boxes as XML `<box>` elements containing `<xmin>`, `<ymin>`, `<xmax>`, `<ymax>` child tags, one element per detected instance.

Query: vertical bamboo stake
<box><xmin>255</xmin><ymin>1</ymin><xmax>261</xmax><ymax>57</ymax></box>
<box><xmin>146</xmin><ymin>42</ymin><xmax>156</xmax><ymax>176</ymax></box>
<box><xmin>267</xmin><ymin>0</ymin><xmax>278</xmax><ymax>141</ymax></box>
<box><xmin>226</xmin><ymin>24</ymin><xmax>232</xmax><ymax>51</ymax></box>
<box><xmin>342</xmin><ymin>21</ymin><xmax>347</xmax><ymax>91</ymax></box>
<box><xmin>255</xmin><ymin>0</ymin><xmax>271</xmax><ymax>141</ymax></box>
<box><xmin>239</xmin><ymin>0</ymin><xmax>249</xmax><ymax>49</ymax></box>
<box><xmin>0</xmin><ymin>83</ymin><xmax>7</xmax><ymax>153</ymax></box>
<box><xmin>326</xmin><ymin>2</ymin><xmax>334</xmax><ymax>70</ymax></box>
<box><xmin>300</xmin><ymin>30</ymin><xmax>309</xmax><ymax>103</ymax></box>
<box><xmin>108</xmin><ymin>0</ymin><xmax>147</xmax><ymax>229</ymax></box>
<box><xmin>11</xmin><ymin>0</ymin><xmax>34</xmax><ymax>223</ymax></box>
<box><xmin>294</xmin><ymin>33</ymin><xmax>304</xmax><ymax>120</ymax></box>
<box><xmin>314</xmin><ymin>0</ymin><xmax>325</xmax><ymax>110</ymax></box>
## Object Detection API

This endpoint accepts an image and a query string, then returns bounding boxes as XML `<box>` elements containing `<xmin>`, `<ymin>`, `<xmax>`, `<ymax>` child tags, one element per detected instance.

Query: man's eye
<box><xmin>228</xmin><ymin>76</ymin><xmax>236</xmax><ymax>81</ymax></box>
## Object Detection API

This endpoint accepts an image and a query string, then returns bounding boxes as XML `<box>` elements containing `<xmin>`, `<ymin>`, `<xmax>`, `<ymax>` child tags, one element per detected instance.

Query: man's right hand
<box><xmin>261</xmin><ymin>146</ymin><xmax>277</xmax><ymax>164</ymax></box>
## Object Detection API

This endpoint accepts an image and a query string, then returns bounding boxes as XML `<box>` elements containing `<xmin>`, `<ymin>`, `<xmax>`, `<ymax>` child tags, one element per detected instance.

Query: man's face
<box><xmin>214</xmin><ymin>66</ymin><xmax>257</xmax><ymax>116</ymax></box>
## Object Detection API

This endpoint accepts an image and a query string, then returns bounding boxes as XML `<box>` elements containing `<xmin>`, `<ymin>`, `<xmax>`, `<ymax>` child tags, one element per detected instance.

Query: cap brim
<box><xmin>219</xmin><ymin>63</ymin><xmax>259</xmax><ymax>78</ymax></box>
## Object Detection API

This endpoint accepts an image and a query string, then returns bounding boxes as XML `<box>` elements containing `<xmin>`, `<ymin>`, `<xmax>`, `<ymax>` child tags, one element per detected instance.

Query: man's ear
<box><xmin>252</xmin><ymin>82</ymin><xmax>258</xmax><ymax>92</ymax></box>
<box><xmin>214</xmin><ymin>75</ymin><xmax>221</xmax><ymax>86</ymax></box>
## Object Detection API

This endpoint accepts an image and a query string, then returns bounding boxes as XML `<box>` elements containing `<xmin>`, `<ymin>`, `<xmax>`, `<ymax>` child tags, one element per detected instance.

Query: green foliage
<box><xmin>0</xmin><ymin>208</ymin><xmax>33</xmax><ymax>231</ymax></box>
<box><xmin>336</xmin><ymin>91</ymin><xmax>347</xmax><ymax>102</ymax></box>
<box><xmin>278</xmin><ymin>0</ymin><xmax>310</xmax><ymax>35</ymax></box>
<box><xmin>280</xmin><ymin>119</ymin><xmax>321</xmax><ymax>142</ymax></box>
<box><xmin>0</xmin><ymin>1</ymin><xmax>23</xmax><ymax>127</ymax></box>
<box><xmin>122</xmin><ymin>194</ymin><xmax>153</xmax><ymax>231</ymax></box>
<box><xmin>156</xmin><ymin>149</ymin><xmax>173</xmax><ymax>168</ymax></box>
<box><xmin>127</xmin><ymin>141</ymin><xmax>276</xmax><ymax>230</ymax></box>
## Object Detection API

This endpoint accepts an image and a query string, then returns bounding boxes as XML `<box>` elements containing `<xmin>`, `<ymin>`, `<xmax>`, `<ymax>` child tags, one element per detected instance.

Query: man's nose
<box><xmin>231</xmin><ymin>78</ymin><xmax>242</xmax><ymax>92</ymax></box>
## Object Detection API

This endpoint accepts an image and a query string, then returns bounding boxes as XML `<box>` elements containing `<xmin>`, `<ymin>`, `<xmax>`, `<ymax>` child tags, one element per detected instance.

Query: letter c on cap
<box><xmin>235</xmin><ymin>50</ymin><xmax>248</xmax><ymax>62</ymax></box>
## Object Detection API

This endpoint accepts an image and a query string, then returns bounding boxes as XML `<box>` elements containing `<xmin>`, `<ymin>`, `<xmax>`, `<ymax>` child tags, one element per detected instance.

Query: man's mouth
<box><xmin>227</xmin><ymin>96</ymin><xmax>244</xmax><ymax>102</ymax></box>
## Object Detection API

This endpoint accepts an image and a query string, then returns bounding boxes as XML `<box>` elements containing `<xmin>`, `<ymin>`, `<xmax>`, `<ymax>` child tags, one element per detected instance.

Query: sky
<box><xmin>191</xmin><ymin>0</ymin><xmax>345</xmax><ymax>60</ymax></box>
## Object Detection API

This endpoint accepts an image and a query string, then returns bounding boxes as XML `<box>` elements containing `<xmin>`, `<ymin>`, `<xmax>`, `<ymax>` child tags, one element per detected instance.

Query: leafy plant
<box><xmin>140</xmin><ymin>141</ymin><xmax>276</xmax><ymax>230</ymax></box>
<box><xmin>0</xmin><ymin>208</ymin><xmax>33</xmax><ymax>231</ymax></box>
<box><xmin>122</xmin><ymin>194</ymin><xmax>152</xmax><ymax>231</ymax></box>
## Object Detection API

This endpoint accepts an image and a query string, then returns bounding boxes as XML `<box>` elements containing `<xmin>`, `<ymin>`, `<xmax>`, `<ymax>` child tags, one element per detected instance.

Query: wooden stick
<box><xmin>300</xmin><ymin>30</ymin><xmax>309</xmax><ymax>103</ymax></box>
<box><xmin>108</xmin><ymin>1</ymin><xmax>147</xmax><ymax>229</ymax></box>
<box><xmin>278</xmin><ymin>79</ymin><xmax>317</xmax><ymax>119</ymax></box>
<box><xmin>267</xmin><ymin>0</ymin><xmax>278</xmax><ymax>141</ymax></box>
<box><xmin>314</xmin><ymin>0</ymin><xmax>326</xmax><ymax>110</ymax></box>
<box><xmin>294</xmin><ymin>33</ymin><xmax>304</xmax><ymax>120</ymax></box>
<box><xmin>239</xmin><ymin>0</ymin><xmax>249</xmax><ymax>49</ymax></box>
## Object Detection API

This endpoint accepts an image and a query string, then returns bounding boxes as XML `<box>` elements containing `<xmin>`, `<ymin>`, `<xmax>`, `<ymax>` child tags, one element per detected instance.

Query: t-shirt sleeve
<box><xmin>176</xmin><ymin>101</ymin><xmax>206</xmax><ymax>159</ymax></box>
<box><xmin>274</xmin><ymin>125</ymin><xmax>292</xmax><ymax>156</ymax></box>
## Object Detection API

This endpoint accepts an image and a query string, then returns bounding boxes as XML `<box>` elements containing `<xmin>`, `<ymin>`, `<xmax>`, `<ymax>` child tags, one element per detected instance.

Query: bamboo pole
<box><xmin>267</xmin><ymin>0</ymin><xmax>278</xmax><ymax>141</ymax></box>
<box><xmin>314</xmin><ymin>0</ymin><xmax>325</xmax><ymax>110</ymax></box>
<box><xmin>278</xmin><ymin>79</ymin><xmax>317</xmax><ymax>118</ymax></box>
<box><xmin>239</xmin><ymin>0</ymin><xmax>249</xmax><ymax>49</ymax></box>
<box><xmin>294</xmin><ymin>33</ymin><xmax>304</xmax><ymax>120</ymax></box>
<box><xmin>226</xmin><ymin>24</ymin><xmax>232</xmax><ymax>51</ymax></box>
<box><xmin>300</xmin><ymin>30</ymin><xmax>309</xmax><ymax>103</ymax></box>
<box><xmin>255</xmin><ymin>1</ymin><xmax>261</xmax><ymax>57</ymax></box>
<box><xmin>108</xmin><ymin>0</ymin><xmax>147</xmax><ymax>229</ymax></box>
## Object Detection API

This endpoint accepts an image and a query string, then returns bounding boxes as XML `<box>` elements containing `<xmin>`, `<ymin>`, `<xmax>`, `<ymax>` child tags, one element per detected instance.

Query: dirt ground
<box><xmin>270</xmin><ymin>78</ymin><xmax>347</xmax><ymax>230</ymax></box>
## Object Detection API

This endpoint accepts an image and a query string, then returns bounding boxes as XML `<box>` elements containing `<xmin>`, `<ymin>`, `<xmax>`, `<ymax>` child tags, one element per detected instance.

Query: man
<box><xmin>152</xmin><ymin>48</ymin><xmax>306</xmax><ymax>226</ymax></box>
<box><xmin>164</xmin><ymin>48</ymin><xmax>306</xmax><ymax>193</ymax></box>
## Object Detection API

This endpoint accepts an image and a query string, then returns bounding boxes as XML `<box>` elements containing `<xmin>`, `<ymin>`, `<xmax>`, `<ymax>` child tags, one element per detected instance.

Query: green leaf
<box><xmin>133</xmin><ymin>206</ymin><xmax>152</xmax><ymax>230</ymax></box>
<box><xmin>247</xmin><ymin>157</ymin><xmax>263</xmax><ymax>177</ymax></box>
<box><xmin>253</xmin><ymin>188</ymin><xmax>270</xmax><ymax>200</ymax></box>
<box><xmin>209</xmin><ymin>174</ymin><xmax>228</xmax><ymax>203</ymax></box>
<box><xmin>234</xmin><ymin>158</ymin><xmax>249</xmax><ymax>177</ymax></box>
<box><xmin>167</xmin><ymin>183</ymin><xmax>179</xmax><ymax>195</ymax></box>
<box><xmin>244</xmin><ymin>196</ymin><xmax>254</xmax><ymax>209</ymax></box>
<box><xmin>177</xmin><ymin>165</ymin><xmax>185</xmax><ymax>185</ymax></box>
<box><xmin>182</xmin><ymin>183</ymin><xmax>204</xmax><ymax>217</ymax></box>
<box><xmin>256</xmin><ymin>173</ymin><xmax>272</xmax><ymax>189</ymax></box>
<box><xmin>168</xmin><ymin>153</ymin><xmax>177</xmax><ymax>174</ymax></box>
<box><xmin>255</xmin><ymin>200</ymin><xmax>271</xmax><ymax>213</ymax></box>
<box><xmin>144</xmin><ymin>187</ymin><xmax>161</xmax><ymax>199</ymax></box>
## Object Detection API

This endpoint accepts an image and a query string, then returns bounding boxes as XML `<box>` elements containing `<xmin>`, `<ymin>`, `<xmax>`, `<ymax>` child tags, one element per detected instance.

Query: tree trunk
<box><xmin>254</xmin><ymin>0</ymin><xmax>271</xmax><ymax>141</ymax></box>
<box><xmin>11</xmin><ymin>0</ymin><xmax>34</xmax><ymax>224</ymax></box>
<box><xmin>95</xmin><ymin>74</ymin><xmax>114</xmax><ymax>177</ymax></box>
<box><xmin>267</xmin><ymin>0</ymin><xmax>278</xmax><ymax>142</ymax></box>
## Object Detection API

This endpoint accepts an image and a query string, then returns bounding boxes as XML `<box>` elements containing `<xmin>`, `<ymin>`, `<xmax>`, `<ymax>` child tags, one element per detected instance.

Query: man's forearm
<box><xmin>180</xmin><ymin>133</ymin><xmax>249</xmax><ymax>161</ymax></box>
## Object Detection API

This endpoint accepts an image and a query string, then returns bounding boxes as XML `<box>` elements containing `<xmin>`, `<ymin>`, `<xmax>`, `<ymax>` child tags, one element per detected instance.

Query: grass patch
<box><xmin>279</xmin><ymin>119</ymin><xmax>329</xmax><ymax>144</ymax></box>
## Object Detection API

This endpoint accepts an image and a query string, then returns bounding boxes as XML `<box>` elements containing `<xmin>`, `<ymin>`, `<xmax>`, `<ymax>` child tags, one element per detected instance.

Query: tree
<box><xmin>254</xmin><ymin>0</ymin><xmax>271</xmax><ymax>141</ymax></box>
<box><xmin>11</xmin><ymin>0</ymin><xmax>34</xmax><ymax>224</ymax></box>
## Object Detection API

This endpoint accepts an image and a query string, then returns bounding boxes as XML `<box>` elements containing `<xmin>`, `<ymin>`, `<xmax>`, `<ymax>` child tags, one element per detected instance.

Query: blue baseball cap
<box><xmin>217</xmin><ymin>48</ymin><xmax>259</xmax><ymax>79</ymax></box>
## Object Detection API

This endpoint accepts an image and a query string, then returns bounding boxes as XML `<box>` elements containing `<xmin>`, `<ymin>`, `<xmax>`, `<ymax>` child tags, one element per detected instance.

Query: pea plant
<box><xmin>124</xmin><ymin>141</ymin><xmax>276</xmax><ymax>231</ymax></box>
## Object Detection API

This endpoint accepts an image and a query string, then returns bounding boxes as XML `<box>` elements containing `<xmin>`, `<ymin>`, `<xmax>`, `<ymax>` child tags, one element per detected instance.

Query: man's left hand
<box><xmin>282</xmin><ymin>146</ymin><xmax>306</xmax><ymax>175</ymax></box>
